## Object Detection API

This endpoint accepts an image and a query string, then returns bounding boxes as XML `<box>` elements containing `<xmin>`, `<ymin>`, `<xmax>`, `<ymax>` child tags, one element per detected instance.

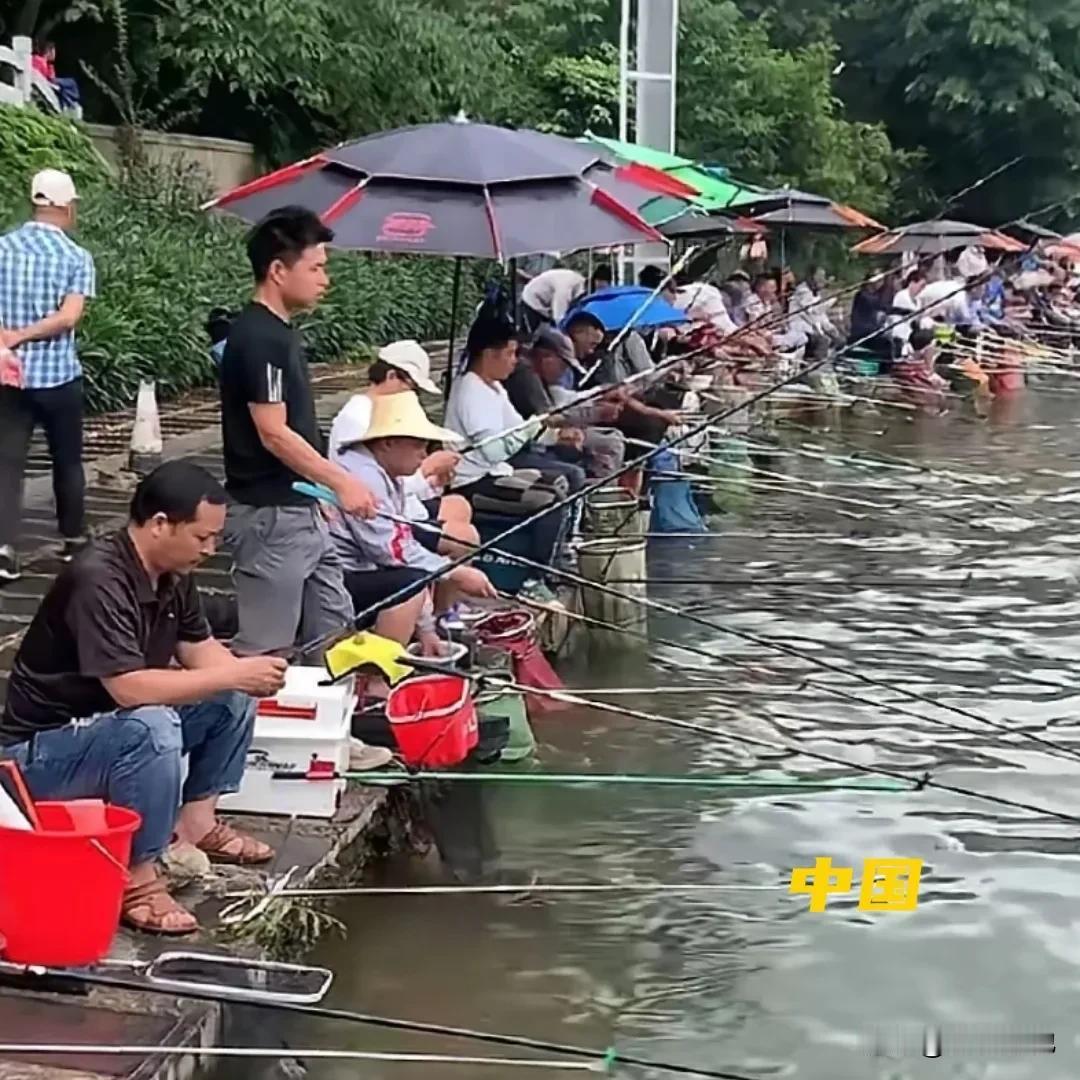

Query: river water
<box><xmin>240</xmin><ymin>388</ymin><xmax>1080</xmax><ymax>1079</ymax></box>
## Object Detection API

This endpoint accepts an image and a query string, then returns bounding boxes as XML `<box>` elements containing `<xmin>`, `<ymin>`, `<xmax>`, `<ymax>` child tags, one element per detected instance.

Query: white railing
<box><xmin>0</xmin><ymin>36</ymin><xmax>61</xmax><ymax>113</ymax></box>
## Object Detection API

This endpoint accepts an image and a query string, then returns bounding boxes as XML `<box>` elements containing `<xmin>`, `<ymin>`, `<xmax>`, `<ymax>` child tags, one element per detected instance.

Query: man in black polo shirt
<box><xmin>220</xmin><ymin>206</ymin><xmax>376</xmax><ymax>658</ymax></box>
<box><xmin>0</xmin><ymin>461</ymin><xmax>288</xmax><ymax>935</ymax></box>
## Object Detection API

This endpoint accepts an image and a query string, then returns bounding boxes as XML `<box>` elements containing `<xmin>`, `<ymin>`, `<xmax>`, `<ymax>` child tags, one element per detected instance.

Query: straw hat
<box><xmin>360</xmin><ymin>390</ymin><xmax>461</xmax><ymax>444</ymax></box>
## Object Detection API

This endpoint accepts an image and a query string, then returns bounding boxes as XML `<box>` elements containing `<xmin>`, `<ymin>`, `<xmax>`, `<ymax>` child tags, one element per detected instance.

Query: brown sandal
<box><xmin>122</xmin><ymin>875</ymin><xmax>199</xmax><ymax>936</ymax></box>
<box><xmin>196</xmin><ymin>821</ymin><xmax>274</xmax><ymax>866</ymax></box>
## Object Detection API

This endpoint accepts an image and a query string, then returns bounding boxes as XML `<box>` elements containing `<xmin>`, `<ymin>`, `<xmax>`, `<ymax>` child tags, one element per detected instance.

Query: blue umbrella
<box><xmin>561</xmin><ymin>286</ymin><xmax>690</xmax><ymax>333</ymax></box>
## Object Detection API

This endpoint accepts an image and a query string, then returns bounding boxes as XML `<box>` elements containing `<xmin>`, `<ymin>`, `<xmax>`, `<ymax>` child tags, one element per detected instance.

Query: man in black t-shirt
<box><xmin>220</xmin><ymin>206</ymin><xmax>376</xmax><ymax>658</ymax></box>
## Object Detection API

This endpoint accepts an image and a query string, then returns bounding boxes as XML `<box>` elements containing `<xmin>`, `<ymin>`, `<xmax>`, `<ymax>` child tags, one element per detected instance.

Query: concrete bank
<box><xmin>0</xmin><ymin>360</ymin><xmax>429</xmax><ymax>1080</ymax></box>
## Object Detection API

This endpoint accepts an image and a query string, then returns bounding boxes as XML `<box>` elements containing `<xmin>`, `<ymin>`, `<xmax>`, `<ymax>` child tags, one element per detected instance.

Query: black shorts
<box><xmin>413</xmin><ymin>521</ymin><xmax>443</xmax><ymax>553</ymax></box>
<box><xmin>344</xmin><ymin>568</ymin><xmax>430</xmax><ymax>626</ymax></box>
<box><xmin>412</xmin><ymin>499</ymin><xmax>444</xmax><ymax>552</ymax></box>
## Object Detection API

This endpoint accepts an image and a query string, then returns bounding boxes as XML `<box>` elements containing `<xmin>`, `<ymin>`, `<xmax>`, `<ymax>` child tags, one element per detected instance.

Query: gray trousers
<box><xmin>223</xmin><ymin>503</ymin><xmax>353</xmax><ymax>658</ymax></box>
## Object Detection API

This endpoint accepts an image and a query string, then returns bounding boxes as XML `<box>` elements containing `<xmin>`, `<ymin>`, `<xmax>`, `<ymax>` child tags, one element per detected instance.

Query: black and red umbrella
<box><xmin>204</xmin><ymin>118</ymin><xmax>666</xmax><ymax>259</ymax></box>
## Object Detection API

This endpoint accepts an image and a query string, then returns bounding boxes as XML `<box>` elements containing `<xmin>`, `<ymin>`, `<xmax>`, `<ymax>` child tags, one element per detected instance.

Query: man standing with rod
<box><xmin>0</xmin><ymin>169</ymin><xmax>95</xmax><ymax>580</ymax></box>
<box><xmin>220</xmin><ymin>206</ymin><xmax>375</xmax><ymax>659</ymax></box>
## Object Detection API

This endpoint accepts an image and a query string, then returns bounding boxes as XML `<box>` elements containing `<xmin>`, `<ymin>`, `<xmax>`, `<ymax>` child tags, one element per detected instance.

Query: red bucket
<box><xmin>385</xmin><ymin>675</ymin><xmax>478</xmax><ymax>768</ymax></box>
<box><xmin>0</xmin><ymin>800</ymin><xmax>140</xmax><ymax>966</ymax></box>
<box><xmin>990</xmin><ymin>368</ymin><xmax>1024</xmax><ymax>394</ymax></box>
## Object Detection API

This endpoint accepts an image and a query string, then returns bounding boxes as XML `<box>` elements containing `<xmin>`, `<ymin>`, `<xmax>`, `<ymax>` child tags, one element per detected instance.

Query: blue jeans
<box><xmin>3</xmin><ymin>691</ymin><xmax>255</xmax><ymax>864</ymax></box>
<box><xmin>52</xmin><ymin>77</ymin><xmax>81</xmax><ymax>109</ymax></box>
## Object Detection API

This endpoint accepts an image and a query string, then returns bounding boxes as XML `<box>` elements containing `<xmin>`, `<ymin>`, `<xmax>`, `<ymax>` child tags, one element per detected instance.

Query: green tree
<box><xmin>835</xmin><ymin>0</ymin><xmax>1080</xmax><ymax>224</ymax></box>
<box><xmin>677</xmin><ymin>0</ymin><xmax>907</xmax><ymax>215</ymax></box>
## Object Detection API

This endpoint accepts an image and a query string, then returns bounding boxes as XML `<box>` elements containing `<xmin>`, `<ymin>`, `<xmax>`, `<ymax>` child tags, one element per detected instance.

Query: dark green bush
<box><xmin>0</xmin><ymin>111</ymin><xmax>481</xmax><ymax>413</ymax></box>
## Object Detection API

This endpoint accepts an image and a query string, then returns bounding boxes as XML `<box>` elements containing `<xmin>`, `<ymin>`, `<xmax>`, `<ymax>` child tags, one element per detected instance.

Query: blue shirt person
<box><xmin>0</xmin><ymin>169</ymin><xmax>96</xmax><ymax>580</ymax></box>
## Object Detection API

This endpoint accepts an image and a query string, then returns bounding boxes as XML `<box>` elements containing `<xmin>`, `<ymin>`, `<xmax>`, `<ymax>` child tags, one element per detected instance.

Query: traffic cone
<box><xmin>129</xmin><ymin>380</ymin><xmax>162</xmax><ymax>476</ymax></box>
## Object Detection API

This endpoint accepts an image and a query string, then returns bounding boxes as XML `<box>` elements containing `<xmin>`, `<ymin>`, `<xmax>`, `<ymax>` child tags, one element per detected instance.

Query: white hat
<box><xmin>378</xmin><ymin>339</ymin><xmax>439</xmax><ymax>395</ymax></box>
<box><xmin>31</xmin><ymin>169</ymin><xmax>78</xmax><ymax>208</ymax></box>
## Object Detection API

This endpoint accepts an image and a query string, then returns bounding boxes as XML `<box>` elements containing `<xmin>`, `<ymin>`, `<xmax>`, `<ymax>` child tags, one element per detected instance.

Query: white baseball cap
<box><xmin>31</xmin><ymin>169</ymin><xmax>78</xmax><ymax>208</ymax></box>
<box><xmin>378</xmin><ymin>339</ymin><xmax>439</xmax><ymax>395</ymax></box>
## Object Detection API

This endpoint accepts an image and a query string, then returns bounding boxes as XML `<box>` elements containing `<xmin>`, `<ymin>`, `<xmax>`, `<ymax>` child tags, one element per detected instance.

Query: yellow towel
<box><xmin>325</xmin><ymin>632</ymin><xmax>416</xmax><ymax>684</ymax></box>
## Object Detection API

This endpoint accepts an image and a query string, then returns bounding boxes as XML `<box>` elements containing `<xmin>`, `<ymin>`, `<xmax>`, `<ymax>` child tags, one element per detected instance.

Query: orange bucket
<box><xmin>0</xmin><ymin>800</ymin><xmax>140</xmax><ymax>966</ymax></box>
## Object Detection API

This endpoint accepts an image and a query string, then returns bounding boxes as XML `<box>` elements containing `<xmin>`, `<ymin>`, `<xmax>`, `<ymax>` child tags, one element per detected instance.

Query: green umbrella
<box><xmin>584</xmin><ymin>133</ymin><xmax>764</xmax><ymax>212</ymax></box>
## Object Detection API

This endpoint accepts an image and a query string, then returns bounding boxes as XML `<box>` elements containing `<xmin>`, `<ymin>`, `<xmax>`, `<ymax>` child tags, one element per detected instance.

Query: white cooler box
<box><xmin>218</xmin><ymin>666</ymin><xmax>356</xmax><ymax>819</ymax></box>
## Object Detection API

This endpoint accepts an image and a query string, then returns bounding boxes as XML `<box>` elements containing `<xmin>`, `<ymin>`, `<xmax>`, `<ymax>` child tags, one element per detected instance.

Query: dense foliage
<box><xmin>1</xmin><ymin>0</ymin><xmax>906</xmax><ymax>212</ymax></box>
<box><xmin>3</xmin><ymin>0</ymin><xmax>1079</xmax><ymax>411</ymax></box>
<box><xmin>4</xmin><ymin>0</ymin><xmax>1080</xmax><ymax>227</ymax></box>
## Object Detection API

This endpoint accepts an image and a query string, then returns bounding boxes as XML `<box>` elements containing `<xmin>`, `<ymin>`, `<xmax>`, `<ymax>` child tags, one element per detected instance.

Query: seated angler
<box><xmin>0</xmin><ymin>461</ymin><xmax>290</xmax><ymax>935</ymax></box>
<box><xmin>444</xmin><ymin>320</ymin><xmax>577</xmax><ymax>567</ymax></box>
<box><xmin>331</xmin><ymin>391</ymin><xmax>496</xmax><ymax>666</ymax></box>
<box><xmin>504</xmin><ymin>325</ymin><xmax>626</xmax><ymax>477</ymax></box>
<box><xmin>447</xmin><ymin>319</ymin><xmax>587</xmax><ymax>495</ymax></box>
<box><xmin>330</xmin><ymin>339</ymin><xmax>476</xmax><ymax>559</ymax></box>
<box><xmin>564</xmin><ymin>311</ymin><xmax>680</xmax><ymax>449</ymax></box>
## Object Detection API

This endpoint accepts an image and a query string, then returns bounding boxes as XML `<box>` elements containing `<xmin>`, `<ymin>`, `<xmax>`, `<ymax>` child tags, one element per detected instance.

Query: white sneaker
<box><xmin>348</xmin><ymin>738</ymin><xmax>394</xmax><ymax>771</ymax></box>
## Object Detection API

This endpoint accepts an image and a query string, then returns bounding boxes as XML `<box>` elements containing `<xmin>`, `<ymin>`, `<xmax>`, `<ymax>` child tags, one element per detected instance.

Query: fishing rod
<box><xmin>295</xmin><ymin>323</ymin><xmax>1080</xmax><ymax>768</ymax></box>
<box><xmin>775</xmin><ymin>421</ymin><xmax>1014</xmax><ymax>487</ymax></box>
<box><xmin>598</xmin><ymin>575</ymin><xmax>981</xmax><ymax>589</ymax></box>
<box><xmin>1</xmin><ymin>969</ymin><xmax>767</xmax><ymax>1080</ymax></box>
<box><xmin>695</xmin><ymin>440</ymin><xmax>1041</xmax><ymax>521</ymax></box>
<box><xmin>0</xmin><ymin>1045</ymin><xmax>605</xmax><ymax>1071</ymax></box>
<box><xmin>234</xmin><ymin>882</ymin><xmax>796</xmax><ymax>897</ymax></box>
<box><xmin>299</xmin><ymin>247</ymin><xmax>1054</xmax><ymax>668</ymax></box>
<box><xmin>702</xmin><ymin>384</ymin><xmax>917</xmax><ymax>413</ymax></box>
<box><xmin>507</xmin><ymin>583</ymin><xmax>1064</xmax><ymax>751</ymax></box>
<box><xmin>577</xmin><ymin>243</ymin><xmax>699</xmax><ymax>389</ymax></box>
<box><xmin>538</xmin><ymin>558</ymin><xmax>1080</xmax><ymax>763</ymax></box>
<box><xmin>268</xmin><ymin>768</ymin><xmax>912</xmax><ymax>792</ymax></box>
<box><xmin>719</xmin><ymin>438</ymin><xmax>1028</xmax><ymax>516</ymax></box>
<box><xmin>318</xmin><ymin>487</ymin><xmax>1080</xmax><ymax>761</ymax></box>
<box><xmin>476</xmin><ymin>685</ymin><xmax>1080</xmax><ymax>827</ymax></box>
<box><xmin>654</xmin><ymin>468</ymin><xmax>901</xmax><ymax>514</ymax></box>
<box><xmin>652</xmin><ymin>457</ymin><xmax>989</xmax><ymax>528</ymax></box>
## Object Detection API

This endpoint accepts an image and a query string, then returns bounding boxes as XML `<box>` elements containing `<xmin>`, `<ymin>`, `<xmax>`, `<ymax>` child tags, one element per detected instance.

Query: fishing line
<box><xmin>231</xmin><ymin>882</ymin><xmax>797</xmax><ymax>897</ymax></box>
<box><xmin>299</xmin><ymin>270</ymin><xmax>1002</xmax><ymax>661</ymax></box>
<box><xmin>1</xmin><ymin>969</ymin><xmax>765</xmax><ymax>1080</ymax></box>
<box><xmin>532</xmin><ymin>559</ymin><xmax>1080</xmax><ymax>765</ymax></box>
<box><xmin>270</xmin><ymin>770</ymin><xmax>911</xmax><ymax>793</ymax></box>
<box><xmin>0</xmin><ymin>1045</ymin><xmax>604</xmax><ymax>1071</ymax></box>
<box><xmin>491</xmin><ymin>685</ymin><xmax>1080</xmax><ymax>827</ymax></box>
<box><xmin>327</xmin><ymin>484</ymin><xmax>1080</xmax><ymax>764</ymax></box>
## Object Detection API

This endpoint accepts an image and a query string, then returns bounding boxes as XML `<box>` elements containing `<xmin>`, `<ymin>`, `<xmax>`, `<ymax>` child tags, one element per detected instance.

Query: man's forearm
<box><xmin>8</xmin><ymin>311</ymin><xmax>76</xmax><ymax>347</ymax></box>
<box><xmin>261</xmin><ymin>425</ymin><xmax>353</xmax><ymax>492</ymax></box>
<box><xmin>105</xmin><ymin>666</ymin><xmax>241</xmax><ymax>709</ymax></box>
<box><xmin>178</xmin><ymin>637</ymin><xmax>239</xmax><ymax>671</ymax></box>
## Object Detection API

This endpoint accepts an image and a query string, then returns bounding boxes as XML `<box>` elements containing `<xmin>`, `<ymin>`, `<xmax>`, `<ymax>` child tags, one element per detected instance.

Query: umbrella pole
<box><xmin>445</xmin><ymin>257</ymin><xmax>463</xmax><ymax>402</ymax></box>
<box><xmin>509</xmin><ymin>258</ymin><xmax>519</xmax><ymax>325</ymax></box>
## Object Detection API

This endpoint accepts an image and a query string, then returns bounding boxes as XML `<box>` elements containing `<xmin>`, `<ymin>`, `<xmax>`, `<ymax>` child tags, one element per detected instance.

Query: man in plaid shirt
<box><xmin>0</xmin><ymin>169</ymin><xmax>95</xmax><ymax>580</ymax></box>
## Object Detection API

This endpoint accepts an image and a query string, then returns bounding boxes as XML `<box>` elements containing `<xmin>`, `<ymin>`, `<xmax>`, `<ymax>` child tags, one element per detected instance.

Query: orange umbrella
<box><xmin>853</xmin><ymin>220</ymin><xmax>1026</xmax><ymax>256</ymax></box>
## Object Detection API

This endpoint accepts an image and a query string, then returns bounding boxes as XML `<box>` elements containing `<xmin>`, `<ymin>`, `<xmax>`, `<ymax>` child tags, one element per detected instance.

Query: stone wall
<box><xmin>83</xmin><ymin>123</ymin><xmax>258</xmax><ymax>196</ymax></box>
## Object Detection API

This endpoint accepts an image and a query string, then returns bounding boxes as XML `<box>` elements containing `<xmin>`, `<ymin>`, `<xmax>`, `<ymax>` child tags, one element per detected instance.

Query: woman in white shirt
<box><xmin>329</xmin><ymin>340</ymin><xmax>478</xmax><ymax>559</ymax></box>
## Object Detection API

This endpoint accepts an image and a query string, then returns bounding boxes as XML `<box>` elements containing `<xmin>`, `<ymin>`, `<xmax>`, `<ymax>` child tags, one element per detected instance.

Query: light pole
<box><xmin>616</xmin><ymin>0</ymin><xmax>679</xmax><ymax>286</ymax></box>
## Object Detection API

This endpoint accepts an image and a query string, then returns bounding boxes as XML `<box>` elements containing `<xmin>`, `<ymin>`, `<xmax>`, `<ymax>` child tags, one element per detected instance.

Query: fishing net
<box><xmin>473</xmin><ymin>610</ymin><xmax>570</xmax><ymax>716</ymax></box>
